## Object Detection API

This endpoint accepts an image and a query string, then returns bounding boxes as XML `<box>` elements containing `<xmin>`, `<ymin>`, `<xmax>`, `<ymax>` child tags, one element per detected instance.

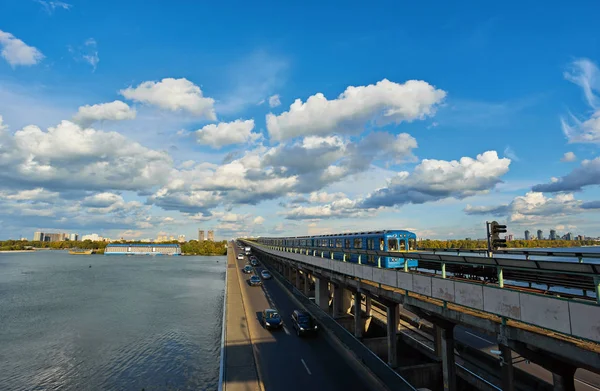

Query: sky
<box><xmin>1</xmin><ymin>0</ymin><xmax>600</xmax><ymax>241</ymax></box>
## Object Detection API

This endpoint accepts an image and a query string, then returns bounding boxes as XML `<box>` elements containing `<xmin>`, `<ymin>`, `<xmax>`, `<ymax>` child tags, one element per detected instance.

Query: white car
<box><xmin>237</xmin><ymin>254</ymin><xmax>244</xmax><ymax>260</ymax></box>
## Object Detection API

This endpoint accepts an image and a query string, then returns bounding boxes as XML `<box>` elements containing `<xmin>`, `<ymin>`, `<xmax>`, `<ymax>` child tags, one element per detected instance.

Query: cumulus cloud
<box><xmin>283</xmin><ymin>197</ymin><xmax>373</xmax><ymax>220</ymax></box>
<box><xmin>0</xmin><ymin>29</ymin><xmax>44</xmax><ymax>67</ymax></box>
<box><xmin>561</xmin><ymin>59</ymin><xmax>600</xmax><ymax>143</ymax></box>
<box><xmin>465</xmin><ymin>191</ymin><xmax>600</xmax><ymax>223</ymax></box>
<box><xmin>561</xmin><ymin>151</ymin><xmax>577</xmax><ymax>162</ymax></box>
<box><xmin>72</xmin><ymin>100</ymin><xmax>136</xmax><ymax>127</ymax></box>
<box><xmin>266</xmin><ymin>79</ymin><xmax>446</xmax><ymax>141</ymax></box>
<box><xmin>361</xmin><ymin>151</ymin><xmax>510</xmax><ymax>208</ymax></box>
<box><xmin>532</xmin><ymin>157</ymin><xmax>600</xmax><ymax>192</ymax></box>
<box><xmin>269</xmin><ymin>94</ymin><xmax>281</xmax><ymax>108</ymax></box>
<box><xmin>120</xmin><ymin>78</ymin><xmax>216</xmax><ymax>120</ymax></box>
<box><xmin>253</xmin><ymin>216</ymin><xmax>265</xmax><ymax>224</ymax></box>
<box><xmin>196</xmin><ymin>119</ymin><xmax>260</xmax><ymax>148</ymax></box>
<box><xmin>0</xmin><ymin>118</ymin><xmax>173</xmax><ymax>192</ymax></box>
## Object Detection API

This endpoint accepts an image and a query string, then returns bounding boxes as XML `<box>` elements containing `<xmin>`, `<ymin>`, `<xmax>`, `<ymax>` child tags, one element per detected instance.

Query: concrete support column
<box><xmin>500</xmin><ymin>344</ymin><xmax>515</xmax><ymax>391</ymax></box>
<box><xmin>341</xmin><ymin>288</ymin><xmax>353</xmax><ymax>315</ymax></box>
<box><xmin>294</xmin><ymin>269</ymin><xmax>301</xmax><ymax>289</ymax></box>
<box><xmin>434</xmin><ymin>325</ymin><xmax>443</xmax><ymax>358</ymax></box>
<box><xmin>386</xmin><ymin>303</ymin><xmax>399</xmax><ymax>368</ymax></box>
<box><xmin>354</xmin><ymin>292</ymin><xmax>362</xmax><ymax>338</ymax></box>
<box><xmin>441</xmin><ymin>325</ymin><xmax>457</xmax><ymax>391</ymax></box>
<box><xmin>333</xmin><ymin>284</ymin><xmax>342</xmax><ymax>316</ymax></box>
<box><xmin>365</xmin><ymin>295</ymin><xmax>372</xmax><ymax>317</ymax></box>
<box><xmin>552</xmin><ymin>369</ymin><xmax>576</xmax><ymax>391</ymax></box>
<box><xmin>315</xmin><ymin>277</ymin><xmax>329</xmax><ymax>311</ymax></box>
<box><xmin>303</xmin><ymin>272</ymin><xmax>310</xmax><ymax>296</ymax></box>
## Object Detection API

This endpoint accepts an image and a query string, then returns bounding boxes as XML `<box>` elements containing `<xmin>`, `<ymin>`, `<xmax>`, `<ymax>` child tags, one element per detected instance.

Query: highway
<box><xmin>369</xmin><ymin>300</ymin><xmax>600</xmax><ymax>391</ymax></box>
<box><xmin>231</xmin><ymin>245</ymin><xmax>372</xmax><ymax>391</ymax></box>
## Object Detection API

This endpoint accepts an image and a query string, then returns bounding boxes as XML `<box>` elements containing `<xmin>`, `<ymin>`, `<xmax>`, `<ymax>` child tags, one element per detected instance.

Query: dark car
<box><xmin>249</xmin><ymin>275</ymin><xmax>262</xmax><ymax>286</ymax></box>
<box><xmin>262</xmin><ymin>309</ymin><xmax>283</xmax><ymax>330</ymax></box>
<box><xmin>260</xmin><ymin>270</ymin><xmax>271</xmax><ymax>280</ymax></box>
<box><xmin>243</xmin><ymin>265</ymin><xmax>253</xmax><ymax>274</ymax></box>
<box><xmin>250</xmin><ymin>259</ymin><xmax>259</xmax><ymax>266</ymax></box>
<box><xmin>291</xmin><ymin>310</ymin><xmax>318</xmax><ymax>337</ymax></box>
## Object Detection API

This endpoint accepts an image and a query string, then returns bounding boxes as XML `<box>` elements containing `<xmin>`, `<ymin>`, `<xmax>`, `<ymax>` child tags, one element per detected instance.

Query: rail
<box><xmin>252</xmin><ymin>242</ymin><xmax>600</xmax><ymax>300</ymax></box>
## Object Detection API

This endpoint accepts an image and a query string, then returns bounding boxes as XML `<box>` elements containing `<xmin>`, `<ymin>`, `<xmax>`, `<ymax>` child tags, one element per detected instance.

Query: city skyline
<box><xmin>1</xmin><ymin>2</ymin><xmax>600</xmax><ymax>240</ymax></box>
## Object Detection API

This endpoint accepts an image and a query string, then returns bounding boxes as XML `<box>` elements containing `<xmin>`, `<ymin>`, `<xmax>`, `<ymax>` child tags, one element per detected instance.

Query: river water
<box><xmin>0</xmin><ymin>251</ymin><xmax>226</xmax><ymax>391</ymax></box>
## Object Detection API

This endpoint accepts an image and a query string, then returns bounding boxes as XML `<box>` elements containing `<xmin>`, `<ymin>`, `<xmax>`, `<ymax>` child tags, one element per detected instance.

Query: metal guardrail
<box><xmin>217</xmin><ymin>247</ymin><xmax>229</xmax><ymax>391</ymax></box>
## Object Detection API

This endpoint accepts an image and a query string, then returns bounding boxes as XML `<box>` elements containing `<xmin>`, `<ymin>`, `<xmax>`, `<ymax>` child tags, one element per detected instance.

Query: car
<box><xmin>250</xmin><ymin>259</ymin><xmax>259</xmax><ymax>266</ymax></box>
<box><xmin>243</xmin><ymin>265</ymin><xmax>253</xmax><ymax>274</ymax></box>
<box><xmin>237</xmin><ymin>254</ymin><xmax>244</xmax><ymax>260</ymax></box>
<box><xmin>261</xmin><ymin>270</ymin><xmax>271</xmax><ymax>280</ymax></box>
<box><xmin>249</xmin><ymin>275</ymin><xmax>262</xmax><ymax>286</ymax></box>
<box><xmin>290</xmin><ymin>310</ymin><xmax>318</xmax><ymax>337</ymax></box>
<box><xmin>262</xmin><ymin>309</ymin><xmax>283</xmax><ymax>330</ymax></box>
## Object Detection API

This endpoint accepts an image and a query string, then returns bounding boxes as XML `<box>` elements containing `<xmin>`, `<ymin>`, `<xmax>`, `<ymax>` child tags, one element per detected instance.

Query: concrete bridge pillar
<box><xmin>293</xmin><ymin>269</ymin><xmax>300</xmax><ymax>289</ymax></box>
<box><xmin>303</xmin><ymin>272</ymin><xmax>310</xmax><ymax>296</ymax></box>
<box><xmin>333</xmin><ymin>284</ymin><xmax>342</xmax><ymax>316</ymax></box>
<box><xmin>434</xmin><ymin>325</ymin><xmax>443</xmax><ymax>358</ymax></box>
<box><xmin>440</xmin><ymin>324</ymin><xmax>457</xmax><ymax>391</ymax></box>
<box><xmin>354</xmin><ymin>291</ymin><xmax>363</xmax><ymax>339</ymax></box>
<box><xmin>365</xmin><ymin>295</ymin><xmax>372</xmax><ymax>317</ymax></box>
<box><xmin>500</xmin><ymin>344</ymin><xmax>515</xmax><ymax>391</ymax></box>
<box><xmin>552</xmin><ymin>368</ymin><xmax>576</xmax><ymax>391</ymax></box>
<box><xmin>315</xmin><ymin>277</ymin><xmax>329</xmax><ymax>311</ymax></box>
<box><xmin>386</xmin><ymin>303</ymin><xmax>399</xmax><ymax>368</ymax></box>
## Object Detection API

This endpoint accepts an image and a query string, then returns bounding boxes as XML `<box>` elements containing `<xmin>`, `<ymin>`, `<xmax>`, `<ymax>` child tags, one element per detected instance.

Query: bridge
<box><xmin>220</xmin><ymin>240</ymin><xmax>600</xmax><ymax>391</ymax></box>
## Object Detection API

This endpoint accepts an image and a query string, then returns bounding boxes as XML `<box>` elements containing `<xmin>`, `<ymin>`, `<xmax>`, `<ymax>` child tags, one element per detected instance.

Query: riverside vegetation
<box><xmin>0</xmin><ymin>239</ymin><xmax>227</xmax><ymax>256</ymax></box>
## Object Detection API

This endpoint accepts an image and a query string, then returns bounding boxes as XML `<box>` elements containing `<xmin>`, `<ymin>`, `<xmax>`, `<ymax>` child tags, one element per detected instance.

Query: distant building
<box><xmin>82</xmin><ymin>233</ymin><xmax>103</xmax><ymax>242</ymax></box>
<box><xmin>198</xmin><ymin>229</ymin><xmax>205</xmax><ymax>241</ymax></box>
<box><xmin>208</xmin><ymin>230</ymin><xmax>215</xmax><ymax>241</ymax></box>
<box><xmin>524</xmin><ymin>230</ymin><xmax>531</xmax><ymax>241</ymax></box>
<box><xmin>537</xmin><ymin>230</ymin><xmax>543</xmax><ymax>240</ymax></box>
<box><xmin>35</xmin><ymin>232</ymin><xmax>68</xmax><ymax>242</ymax></box>
<box><xmin>550</xmin><ymin>230</ymin><xmax>557</xmax><ymax>240</ymax></box>
<box><xmin>178</xmin><ymin>235</ymin><xmax>186</xmax><ymax>243</ymax></box>
<box><xmin>565</xmin><ymin>232</ymin><xmax>573</xmax><ymax>241</ymax></box>
<box><xmin>156</xmin><ymin>235</ymin><xmax>168</xmax><ymax>242</ymax></box>
<box><xmin>33</xmin><ymin>231</ymin><xmax>43</xmax><ymax>241</ymax></box>
<box><xmin>506</xmin><ymin>234</ymin><xmax>514</xmax><ymax>241</ymax></box>
<box><xmin>577</xmin><ymin>235</ymin><xmax>584</xmax><ymax>241</ymax></box>
<box><xmin>69</xmin><ymin>233</ymin><xmax>78</xmax><ymax>241</ymax></box>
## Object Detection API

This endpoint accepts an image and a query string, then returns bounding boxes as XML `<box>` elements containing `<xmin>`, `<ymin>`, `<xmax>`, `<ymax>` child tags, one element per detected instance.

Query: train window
<box><xmin>400</xmin><ymin>240</ymin><xmax>406</xmax><ymax>250</ymax></box>
<box><xmin>353</xmin><ymin>238</ymin><xmax>362</xmax><ymax>249</ymax></box>
<box><xmin>408</xmin><ymin>238</ymin><xmax>416</xmax><ymax>250</ymax></box>
<box><xmin>329</xmin><ymin>239</ymin><xmax>334</xmax><ymax>247</ymax></box>
<box><xmin>367</xmin><ymin>239</ymin><xmax>374</xmax><ymax>250</ymax></box>
<box><xmin>335</xmin><ymin>239</ymin><xmax>342</xmax><ymax>248</ymax></box>
<box><xmin>344</xmin><ymin>239</ymin><xmax>350</xmax><ymax>248</ymax></box>
<box><xmin>388</xmin><ymin>238</ymin><xmax>399</xmax><ymax>251</ymax></box>
<box><xmin>379</xmin><ymin>238</ymin><xmax>385</xmax><ymax>251</ymax></box>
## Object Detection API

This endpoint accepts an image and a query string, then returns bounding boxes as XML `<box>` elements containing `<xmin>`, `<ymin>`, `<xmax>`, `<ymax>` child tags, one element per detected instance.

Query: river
<box><xmin>0</xmin><ymin>251</ymin><xmax>226</xmax><ymax>391</ymax></box>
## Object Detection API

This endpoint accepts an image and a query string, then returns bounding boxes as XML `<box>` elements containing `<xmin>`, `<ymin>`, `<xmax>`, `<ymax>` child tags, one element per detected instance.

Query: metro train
<box><xmin>256</xmin><ymin>230</ymin><xmax>419</xmax><ymax>269</ymax></box>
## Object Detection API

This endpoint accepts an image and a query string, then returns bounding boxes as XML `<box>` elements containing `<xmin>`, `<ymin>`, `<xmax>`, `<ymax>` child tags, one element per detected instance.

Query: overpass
<box><xmin>238</xmin><ymin>239</ymin><xmax>600</xmax><ymax>391</ymax></box>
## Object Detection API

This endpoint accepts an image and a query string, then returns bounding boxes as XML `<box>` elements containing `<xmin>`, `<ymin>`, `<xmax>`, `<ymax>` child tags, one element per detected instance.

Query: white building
<box><xmin>69</xmin><ymin>233</ymin><xmax>79</xmax><ymax>241</ymax></box>
<box><xmin>81</xmin><ymin>233</ymin><xmax>103</xmax><ymax>242</ymax></box>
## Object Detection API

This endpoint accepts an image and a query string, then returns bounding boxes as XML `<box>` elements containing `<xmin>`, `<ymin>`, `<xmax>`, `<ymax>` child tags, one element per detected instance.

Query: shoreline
<box><xmin>0</xmin><ymin>250</ymin><xmax>37</xmax><ymax>253</ymax></box>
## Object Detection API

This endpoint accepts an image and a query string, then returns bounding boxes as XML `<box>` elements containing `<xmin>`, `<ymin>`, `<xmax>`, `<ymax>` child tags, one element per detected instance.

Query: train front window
<box><xmin>400</xmin><ymin>240</ymin><xmax>406</xmax><ymax>250</ymax></box>
<box><xmin>388</xmin><ymin>238</ymin><xmax>399</xmax><ymax>251</ymax></box>
<box><xmin>408</xmin><ymin>238</ymin><xmax>416</xmax><ymax>250</ymax></box>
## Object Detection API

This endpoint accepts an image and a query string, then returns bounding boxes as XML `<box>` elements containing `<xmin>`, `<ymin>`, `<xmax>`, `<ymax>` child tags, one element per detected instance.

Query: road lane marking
<box><xmin>576</xmin><ymin>378</ymin><xmax>600</xmax><ymax>391</ymax></box>
<box><xmin>465</xmin><ymin>331</ymin><xmax>493</xmax><ymax>344</ymax></box>
<box><xmin>301</xmin><ymin>359</ymin><xmax>312</xmax><ymax>375</ymax></box>
<box><xmin>283</xmin><ymin>326</ymin><xmax>291</xmax><ymax>335</ymax></box>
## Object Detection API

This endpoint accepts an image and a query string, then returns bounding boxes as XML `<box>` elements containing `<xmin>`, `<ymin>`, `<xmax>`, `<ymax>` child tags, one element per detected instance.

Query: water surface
<box><xmin>0</xmin><ymin>251</ymin><xmax>226</xmax><ymax>391</ymax></box>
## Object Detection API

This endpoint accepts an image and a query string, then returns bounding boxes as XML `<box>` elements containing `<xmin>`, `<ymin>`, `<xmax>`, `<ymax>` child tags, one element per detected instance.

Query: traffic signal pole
<box><xmin>486</xmin><ymin>221</ymin><xmax>492</xmax><ymax>257</ymax></box>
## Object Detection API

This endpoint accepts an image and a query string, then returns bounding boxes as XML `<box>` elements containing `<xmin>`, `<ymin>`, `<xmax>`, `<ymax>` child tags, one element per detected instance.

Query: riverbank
<box><xmin>0</xmin><ymin>250</ymin><xmax>36</xmax><ymax>253</ymax></box>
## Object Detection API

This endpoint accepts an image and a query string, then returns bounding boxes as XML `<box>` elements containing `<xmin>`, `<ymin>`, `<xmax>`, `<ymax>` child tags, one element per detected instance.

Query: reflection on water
<box><xmin>0</xmin><ymin>251</ymin><xmax>226</xmax><ymax>391</ymax></box>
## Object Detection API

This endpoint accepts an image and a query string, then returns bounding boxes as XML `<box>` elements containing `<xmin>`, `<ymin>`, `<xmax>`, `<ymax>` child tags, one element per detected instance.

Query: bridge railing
<box><xmin>242</xmin><ymin>240</ymin><xmax>600</xmax><ymax>344</ymax></box>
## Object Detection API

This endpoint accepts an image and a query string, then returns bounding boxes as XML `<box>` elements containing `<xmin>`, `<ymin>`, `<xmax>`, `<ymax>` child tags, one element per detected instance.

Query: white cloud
<box><xmin>196</xmin><ymin>119</ymin><xmax>260</xmax><ymax>148</ymax></box>
<box><xmin>72</xmin><ymin>100</ymin><xmax>136</xmax><ymax>127</ymax></box>
<box><xmin>0</xmin><ymin>118</ymin><xmax>173</xmax><ymax>192</ymax></box>
<box><xmin>561</xmin><ymin>59</ymin><xmax>600</xmax><ymax>143</ymax></box>
<box><xmin>0</xmin><ymin>29</ymin><xmax>44</xmax><ymax>67</ymax></box>
<box><xmin>532</xmin><ymin>157</ymin><xmax>600</xmax><ymax>192</ymax></box>
<box><xmin>283</xmin><ymin>197</ymin><xmax>374</xmax><ymax>220</ymax></box>
<box><xmin>361</xmin><ymin>151</ymin><xmax>510</xmax><ymax>208</ymax></box>
<box><xmin>266</xmin><ymin>79</ymin><xmax>446</xmax><ymax>141</ymax></box>
<box><xmin>120</xmin><ymin>78</ymin><xmax>216</xmax><ymax>120</ymax></box>
<box><xmin>253</xmin><ymin>216</ymin><xmax>265</xmax><ymax>224</ymax></box>
<box><xmin>308</xmin><ymin>191</ymin><xmax>347</xmax><ymax>203</ymax></box>
<box><xmin>35</xmin><ymin>0</ymin><xmax>72</xmax><ymax>14</ymax></box>
<box><xmin>561</xmin><ymin>151</ymin><xmax>577</xmax><ymax>162</ymax></box>
<box><xmin>269</xmin><ymin>94</ymin><xmax>281</xmax><ymax>108</ymax></box>
<box><xmin>82</xmin><ymin>38</ymin><xmax>99</xmax><ymax>71</ymax></box>
<box><xmin>465</xmin><ymin>191</ymin><xmax>600</xmax><ymax>224</ymax></box>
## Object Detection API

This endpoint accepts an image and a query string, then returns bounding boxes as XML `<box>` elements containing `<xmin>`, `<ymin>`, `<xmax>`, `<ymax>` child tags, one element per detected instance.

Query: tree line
<box><xmin>418</xmin><ymin>239</ymin><xmax>598</xmax><ymax>249</ymax></box>
<box><xmin>0</xmin><ymin>239</ymin><xmax>227</xmax><ymax>256</ymax></box>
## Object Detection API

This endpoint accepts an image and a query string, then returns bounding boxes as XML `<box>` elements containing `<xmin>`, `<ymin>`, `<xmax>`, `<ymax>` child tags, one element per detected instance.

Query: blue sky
<box><xmin>1</xmin><ymin>0</ymin><xmax>600</xmax><ymax>241</ymax></box>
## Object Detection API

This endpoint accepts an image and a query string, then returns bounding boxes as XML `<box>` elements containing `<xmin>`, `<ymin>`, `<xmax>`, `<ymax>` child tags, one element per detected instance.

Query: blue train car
<box><xmin>257</xmin><ymin>230</ymin><xmax>418</xmax><ymax>269</ymax></box>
